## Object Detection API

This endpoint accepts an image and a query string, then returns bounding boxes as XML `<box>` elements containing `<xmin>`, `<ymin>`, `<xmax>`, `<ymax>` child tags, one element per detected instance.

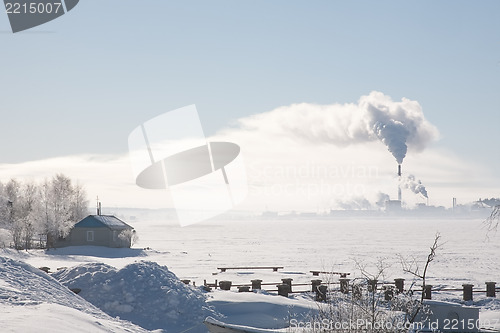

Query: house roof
<box><xmin>74</xmin><ymin>215</ymin><xmax>134</xmax><ymax>230</ymax></box>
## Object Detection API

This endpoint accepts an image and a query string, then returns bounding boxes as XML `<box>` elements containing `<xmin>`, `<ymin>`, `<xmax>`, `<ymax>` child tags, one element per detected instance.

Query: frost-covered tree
<box><xmin>51</xmin><ymin>174</ymin><xmax>74</xmax><ymax>238</ymax></box>
<box><xmin>43</xmin><ymin>174</ymin><xmax>89</xmax><ymax>248</ymax></box>
<box><xmin>72</xmin><ymin>182</ymin><xmax>88</xmax><ymax>222</ymax></box>
<box><xmin>118</xmin><ymin>229</ymin><xmax>139</xmax><ymax>247</ymax></box>
<box><xmin>19</xmin><ymin>182</ymin><xmax>41</xmax><ymax>250</ymax></box>
<box><xmin>0</xmin><ymin>175</ymin><xmax>89</xmax><ymax>249</ymax></box>
<box><xmin>0</xmin><ymin>182</ymin><xmax>11</xmax><ymax>228</ymax></box>
<box><xmin>4</xmin><ymin>179</ymin><xmax>24</xmax><ymax>249</ymax></box>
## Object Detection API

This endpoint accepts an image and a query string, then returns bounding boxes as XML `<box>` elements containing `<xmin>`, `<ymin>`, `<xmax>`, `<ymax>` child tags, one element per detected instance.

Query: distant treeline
<box><xmin>0</xmin><ymin>174</ymin><xmax>89</xmax><ymax>250</ymax></box>
<box><xmin>480</xmin><ymin>198</ymin><xmax>500</xmax><ymax>207</ymax></box>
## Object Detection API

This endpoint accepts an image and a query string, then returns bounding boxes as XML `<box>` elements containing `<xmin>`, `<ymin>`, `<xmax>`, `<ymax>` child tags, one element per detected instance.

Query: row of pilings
<box><xmin>202</xmin><ymin>278</ymin><xmax>498</xmax><ymax>302</ymax></box>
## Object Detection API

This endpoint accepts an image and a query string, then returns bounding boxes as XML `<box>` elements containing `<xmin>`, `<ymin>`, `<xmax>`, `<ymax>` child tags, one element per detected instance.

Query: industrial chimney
<box><xmin>397</xmin><ymin>164</ymin><xmax>402</xmax><ymax>202</ymax></box>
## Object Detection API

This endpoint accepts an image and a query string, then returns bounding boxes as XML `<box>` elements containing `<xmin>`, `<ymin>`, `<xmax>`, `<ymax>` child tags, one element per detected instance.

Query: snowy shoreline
<box><xmin>1</xmin><ymin>217</ymin><xmax>499</xmax><ymax>332</ymax></box>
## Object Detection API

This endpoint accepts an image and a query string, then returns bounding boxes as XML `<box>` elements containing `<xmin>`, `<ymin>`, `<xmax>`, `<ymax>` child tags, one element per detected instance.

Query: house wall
<box><xmin>69</xmin><ymin>227</ymin><xmax>111</xmax><ymax>247</ymax></box>
<box><xmin>54</xmin><ymin>227</ymin><xmax>132</xmax><ymax>248</ymax></box>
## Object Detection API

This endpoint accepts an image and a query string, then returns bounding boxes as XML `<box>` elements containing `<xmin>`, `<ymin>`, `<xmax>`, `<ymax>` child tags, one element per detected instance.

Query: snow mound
<box><xmin>0</xmin><ymin>256</ymin><xmax>146</xmax><ymax>332</ymax></box>
<box><xmin>53</xmin><ymin>260</ymin><xmax>220</xmax><ymax>332</ymax></box>
<box><xmin>1</xmin><ymin>256</ymin><xmax>95</xmax><ymax>310</ymax></box>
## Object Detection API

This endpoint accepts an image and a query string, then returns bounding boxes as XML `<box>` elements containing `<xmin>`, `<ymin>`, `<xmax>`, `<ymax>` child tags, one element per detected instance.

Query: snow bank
<box><xmin>207</xmin><ymin>290</ymin><xmax>318</xmax><ymax>329</ymax></box>
<box><xmin>53</xmin><ymin>260</ymin><xmax>220</xmax><ymax>332</ymax></box>
<box><xmin>0</xmin><ymin>302</ymin><xmax>149</xmax><ymax>333</ymax></box>
<box><xmin>0</xmin><ymin>256</ymin><xmax>147</xmax><ymax>332</ymax></box>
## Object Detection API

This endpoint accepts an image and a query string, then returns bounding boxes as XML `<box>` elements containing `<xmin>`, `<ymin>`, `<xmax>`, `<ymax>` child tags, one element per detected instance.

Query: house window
<box><xmin>87</xmin><ymin>231</ymin><xmax>94</xmax><ymax>242</ymax></box>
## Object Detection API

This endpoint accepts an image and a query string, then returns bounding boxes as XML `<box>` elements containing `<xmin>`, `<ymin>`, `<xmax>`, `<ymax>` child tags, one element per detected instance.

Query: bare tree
<box><xmin>399</xmin><ymin>232</ymin><xmax>441</xmax><ymax>322</ymax></box>
<box><xmin>312</xmin><ymin>259</ymin><xmax>408</xmax><ymax>333</ymax></box>
<box><xmin>484</xmin><ymin>205</ymin><xmax>499</xmax><ymax>237</ymax></box>
<box><xmin>354</xmin><ymin>258</ymin><xmax>392</xmax><ymax>328</ymax></box>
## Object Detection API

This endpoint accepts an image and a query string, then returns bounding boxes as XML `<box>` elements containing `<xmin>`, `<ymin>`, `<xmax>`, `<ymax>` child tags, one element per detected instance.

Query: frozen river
<box><xmin>131</xmin><ymin>215</ymin><xmax>499</xmax><ymax>291</ymax></box>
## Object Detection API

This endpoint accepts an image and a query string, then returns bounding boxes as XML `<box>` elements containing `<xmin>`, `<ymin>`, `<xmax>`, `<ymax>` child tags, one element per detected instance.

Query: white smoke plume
<box><xmin>236</xmin><ymin>91</ymin><xmax>439</xmax><ymax>164</ymax></box>
<box><xmin>336</xmin><ymin>196</ymin><xmax>373</xmax><ymax>210</ymax></box>
<box><xmin>375</xmin><ymin>192</ymin><xmax>391</xmax><ymax>207</ymax></box>
<box><xmin>401</xmin><ymin>174</ymin><xmax>428</xmax><ymax>198</ymax></box>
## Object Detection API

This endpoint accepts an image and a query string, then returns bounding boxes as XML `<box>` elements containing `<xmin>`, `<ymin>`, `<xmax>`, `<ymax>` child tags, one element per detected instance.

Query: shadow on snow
<box><xmin>45</xmin><ymin>246</ymin><xmax>148</xmax><ymax>259</ymax></box>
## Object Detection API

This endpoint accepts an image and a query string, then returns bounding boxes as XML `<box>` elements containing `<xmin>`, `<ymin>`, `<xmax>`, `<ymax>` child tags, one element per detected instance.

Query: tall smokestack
<box><xmin>397</xmin><ymin>164</ymin><xmax>402</xmax><ymax>201</ymax></box>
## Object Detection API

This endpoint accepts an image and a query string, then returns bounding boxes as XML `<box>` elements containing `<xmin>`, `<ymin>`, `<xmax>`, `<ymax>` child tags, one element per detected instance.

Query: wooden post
<box><xmin>219</xmin><ymin>281</ymin><xmax>232</xmax><ymax>291</ymax></box>
<box><xmin>384</xmin><ymin>287</ymin><xmax>394</xmax><ymax>301</ymax></box>
<box><xmin>281</xmin><ymin>278</ymin><xmax>293</xmax><ymax>292</ymax></box>
<box><xmin>394</xmin><ymin>278</ymin><xmax>405</xmax><ymax>293</ymax></box>
<box><xmin>367</xmin><ymin>279</ymin><xmax>378</xmax><ymax>292</ymax></box>
<box><xmin>423</xmin><ymin>285</ymin><xmax>432</xmax><ymax>300</ymax></box>
<box><xmin>463</xmin><ymin>284</ymin><xmax>473</xmax><ymax>301</ymax></box>
<box><xmin>277</xmin><ymin>284</ymin><xmax>289</xmax><ymax>297</ymax></box>
<box><xmin>486</xmin><ymin>282</ymin><xmax>496</xmax><ymax>298</ymax></box>
<box><xmin>311</xmin><ymin>279</ymin><xmax>322</xmax><ymax>292</ymax></box>
<box><xmin>339</xmin><ymin>278</ymin><xmax>350</xmax><ymax>294</ymax></box>
<box><xmin>205</xmin><ymin>279</ymin><xmax>217</xmax><ymax>289</ymax></box>
<box><xmin>251</xmin><ymin>279</ymin><xmax>262</xmax><ymax>290</ymax></box>
<box><xmin>316</xmin><ymin>285</ymin><xmax>328</xmax><ymax>302</ymax></box>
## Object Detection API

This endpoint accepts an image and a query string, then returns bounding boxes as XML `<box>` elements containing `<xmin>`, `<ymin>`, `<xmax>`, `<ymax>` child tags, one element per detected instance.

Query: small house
<box><xmin>55</xmin><ymin>215</ymin><xmax>135</xmax><ymax>248</ymax></box>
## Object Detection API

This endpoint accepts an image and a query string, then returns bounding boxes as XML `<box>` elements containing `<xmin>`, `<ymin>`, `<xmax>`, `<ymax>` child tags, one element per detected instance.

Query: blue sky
<box><xmin>1</xmin><ymin>1</ymin><xmax>499</xmax><ymax>210</ymax></box>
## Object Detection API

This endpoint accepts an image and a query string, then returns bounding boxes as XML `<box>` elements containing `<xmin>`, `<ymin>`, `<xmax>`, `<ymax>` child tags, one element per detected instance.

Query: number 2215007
<box><xmin>5</xmin><ymin>2</ymin><xmax>62</xmax><ymax>14</ymax></box>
